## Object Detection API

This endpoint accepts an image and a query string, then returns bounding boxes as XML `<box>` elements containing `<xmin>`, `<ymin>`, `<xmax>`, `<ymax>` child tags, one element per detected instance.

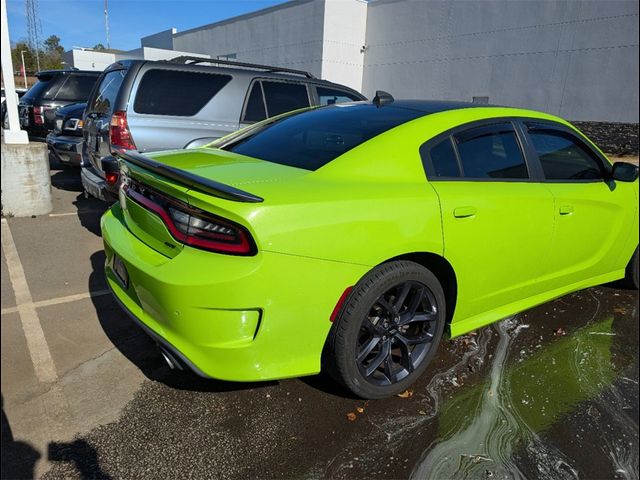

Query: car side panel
<box><xmin>433</xmin><ymin>182</ymin><xmax>555</xmax><ymax>324</ymax></box>
<box><xmin>537</xmin><ymin>181</ymin><xmax>637</xmax><ymax>290</ymax></box>
<box><xmin>125</xmin><ymin>65</ymin><xmax>248</xmax><ymax>152</ymax></box>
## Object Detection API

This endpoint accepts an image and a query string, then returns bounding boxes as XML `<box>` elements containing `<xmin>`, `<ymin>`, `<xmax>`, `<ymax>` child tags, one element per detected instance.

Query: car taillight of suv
<box><xmin>33</xmin><ymin>106</ymin><xmax>45</xmax><ymax>126</ymax></box>
<box><xmin>110</xmin><ymin>111</ymin><xmax>136</xmax><ymax>151</ymax></box>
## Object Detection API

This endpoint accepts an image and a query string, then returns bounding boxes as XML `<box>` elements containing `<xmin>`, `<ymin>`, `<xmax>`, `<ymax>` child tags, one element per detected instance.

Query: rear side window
<box><xmin>54</xmin><ymin>74</ymin><xmax>98</xmax><ymax>101</ymax></box>
<box><xmin>133</xmin><ymin>69</ymin><xmax>231</xmax><ymax>116</ymax></box>
<box><xmin>454</xmin><ymin>124</ymin><xmax>528</xmax><ymax>179</ymax></box>
<box><xmin>91</xmin><ymin>70</ymin><xmax>126</xmax><ymax>115</ymax></box>
<box><xmin>428</xmin><ymin>138</ymin><xmax>460</xmax><ymax>177</ymax></box>
<box><xmin>528</xmin><ymin>128</ymin><xmax>604</xmax><ymax>181</ymax></box>
<box><xmin>316</xmin><ymin>86</ymin><xmax>361</xmax><ymax>106</ymax></box>
<box><xmin>261</xmin><ymin>81</ymin><xmax>310</xmax><ymax>117</ymax></box>
<box><xmin>243</xmin><ymin>82</ymin><xmax>267</xmax><ymax>123</ymax></box>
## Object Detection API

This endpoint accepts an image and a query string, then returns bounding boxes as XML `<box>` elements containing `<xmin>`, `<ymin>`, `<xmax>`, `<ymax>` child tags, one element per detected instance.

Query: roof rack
<box><xmin>167</xmin><ymin>56</ymin><xmax>316</xmax><ymax>79</ymax></box>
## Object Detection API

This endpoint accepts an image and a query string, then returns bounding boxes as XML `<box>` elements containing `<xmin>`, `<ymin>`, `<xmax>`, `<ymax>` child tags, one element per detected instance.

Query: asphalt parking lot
<box><xmin>1</xmin><ymin>157</ymin><xmax>639</xmax><ymax>479</ymax></box>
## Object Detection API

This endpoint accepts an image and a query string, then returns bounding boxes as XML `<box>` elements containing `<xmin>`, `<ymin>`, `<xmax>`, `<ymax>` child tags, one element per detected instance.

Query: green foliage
<box><xmin>11</xmin><ymin>34</ymin><xmax>66</xmax><ymax>73</ymax></box>
<box><xmin>93</xmin><ymin>43</ymin><xmax>106</xmax><ymax>51</ymax></box>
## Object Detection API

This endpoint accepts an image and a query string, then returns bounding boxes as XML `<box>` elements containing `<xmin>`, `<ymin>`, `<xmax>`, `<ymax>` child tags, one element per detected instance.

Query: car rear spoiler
<box><xmin>114</xmin><ymin>149</ymin><xmax>264</xmax><ymax>203</ymax></box>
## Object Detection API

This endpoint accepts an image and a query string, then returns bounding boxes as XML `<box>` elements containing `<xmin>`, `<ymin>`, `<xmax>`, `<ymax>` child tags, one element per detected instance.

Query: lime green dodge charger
<box><xmin>101</xmin><ymin>97</ymin><xmax>639</xmax><ymax>399</ymax></box>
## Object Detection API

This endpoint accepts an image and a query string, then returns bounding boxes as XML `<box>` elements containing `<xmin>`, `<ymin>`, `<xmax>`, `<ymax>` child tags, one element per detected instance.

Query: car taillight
<box><xmin>109</xmin><ymin>111</ymin><xmax>136</xmax><ymax>151</ymax></box>
<box><xmin>105</xmin><ymin>171</ymin><xmax>119</xmax><ymax>185</ymax></box>
<box><xmin>33</xmin><ymin>106</ymin><xmax>44</xmax><ymax>125</ymax></box>
<box><xmin>124</xmin><ymin>183</ymin><xmax>255</xmax><ymax>256</ymax></box>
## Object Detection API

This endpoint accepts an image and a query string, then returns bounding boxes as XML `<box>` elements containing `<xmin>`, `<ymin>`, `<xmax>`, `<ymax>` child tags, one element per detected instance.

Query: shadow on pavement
<box><xmin>48</xmin><ymin>440</ymin><xmax>110</xmax><ymax>480</ymax></box>
<box><xmin>1</xmin><ymin>395</ymin><xmax>40</xmax><ymax>480</ymax></box>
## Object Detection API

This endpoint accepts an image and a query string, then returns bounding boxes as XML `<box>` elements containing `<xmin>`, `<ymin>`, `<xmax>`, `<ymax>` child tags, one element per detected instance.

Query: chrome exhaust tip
<box><xmin>159</xmin><ymin>347</ymin><xmax>184</xmax><ymax>371</ymax></box>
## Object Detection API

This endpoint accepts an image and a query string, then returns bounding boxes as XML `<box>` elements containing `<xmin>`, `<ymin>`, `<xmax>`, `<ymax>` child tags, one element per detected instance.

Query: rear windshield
<box><xmin>133</xmin><ymin>69</ymin><xmax>232</xmax><ymax>116</ymax></box>
<box><xmin>54</xmin><ymin>74</ymin><xmax>98</xmax><ymax>101</ymax></box>
<box><xmin>220</xmin><ymin>103</ymin><xmax>425</xmax><ymax>171</ymax></box>
<box><xmin>20</xmin><ymin>74</ymin><xmax>60</xmax><ymax>102</ymax></box>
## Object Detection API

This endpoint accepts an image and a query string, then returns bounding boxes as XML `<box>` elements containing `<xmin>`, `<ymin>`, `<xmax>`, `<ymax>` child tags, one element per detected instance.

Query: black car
<box><xmin>19</xmin><ymin>70</ymin><xmax>100</xmax><ymax>140</ymax></box>
<box><xmin>46</xmin><ymin>102</ymin><xmax>86</xmax><ymax>166</ymax></box>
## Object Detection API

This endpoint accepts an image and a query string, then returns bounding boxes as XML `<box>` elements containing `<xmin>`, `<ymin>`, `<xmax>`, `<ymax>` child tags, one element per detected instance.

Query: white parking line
<box><xmin>49</xmin><ymin>209</ymin><xmax>106</xmax><ymax>217</ymax></box>
<box><xmin>1</xmin><ymin>289</ymin><xmax>111</xmax><ymax>315</ymax></box>
<box><xmin>1</xmin><ymin>218</ymin><xmax>58</xmax><ymax>383</ymax></box>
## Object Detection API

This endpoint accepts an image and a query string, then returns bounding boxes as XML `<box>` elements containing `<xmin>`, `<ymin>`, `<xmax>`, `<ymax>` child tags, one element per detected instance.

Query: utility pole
<box><xmin>104</xmin><ymin>0</ymin><xmax>110</xmax><ymax>49</ymax></box>
<box><xmin>20</xmin><ymin>50</ymin><xmax>27</xmax><ymax>88</ymax></box>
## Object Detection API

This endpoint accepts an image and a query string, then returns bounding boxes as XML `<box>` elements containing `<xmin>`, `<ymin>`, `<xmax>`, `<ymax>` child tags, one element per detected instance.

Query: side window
<box><xmin>454</xmin><ymin>124</ymin><xmax>528</xmax><ymax>179</ymax></box>
<box><xmin>427</xmin><ymin>137</ymin><xmax>460</xmax><ymax>178</ymax></box>
<box><xmin>261</xmin><ymin>81</ymin><xmax>310</xmax><ymax>117</ymax></box>
<box><xmin>242</xmin><ymin>82</ymin><xmax>267</xmax><ymax>123</ymax></box>
<box><xmin>527</xmin><ymin>128</ymin><xmax>605</xmax><ymax>181</ymax></box>
<box><xmin>316</xmin><ymin>86</ymin><xmax>361</xmax><ymax>106</ymax></box>
<box><xmin>91</xmin><ymin>70</ymin><xmax>126</xmax><ymax>115</ymax></box>
<box><xmin>133</xmin><ymin>70</ymin><xmax>231</xmax><ymax>116</ymax></box>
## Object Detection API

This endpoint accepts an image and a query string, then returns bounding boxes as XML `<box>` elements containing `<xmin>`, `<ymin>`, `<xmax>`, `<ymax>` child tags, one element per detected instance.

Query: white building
<box><xmin>63</xmin><ymin>45</ymin><xmax>209</xmax><ymax>72</ymax></box>
<box><xmin>70</xmin><ymin>0</ymin><xmax>639</xmax><ymax>122</ymax></box>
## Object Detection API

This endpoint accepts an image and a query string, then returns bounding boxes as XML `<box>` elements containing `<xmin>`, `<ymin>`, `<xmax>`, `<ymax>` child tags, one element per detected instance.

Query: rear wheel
<box><xmin>624</xmin><ymin>247</ymin><xmax>639</xmax><ymax>290</ymax></box>
<box><xmin>325</xmin><ymin>261</ymin><xmax>446</xmax><ymax>399</ymax></box>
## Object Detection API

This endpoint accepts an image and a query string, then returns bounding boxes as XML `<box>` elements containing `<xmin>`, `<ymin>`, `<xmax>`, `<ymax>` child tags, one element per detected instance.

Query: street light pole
<box><xmin>20</xmin><ymin>50</ymin><xmax>27</xmax><ymax>89</ymax></box>
<box><xmin>104</xmin><ymin>0</ymin><xmax>110</xmax><ymax>49</ymax></box>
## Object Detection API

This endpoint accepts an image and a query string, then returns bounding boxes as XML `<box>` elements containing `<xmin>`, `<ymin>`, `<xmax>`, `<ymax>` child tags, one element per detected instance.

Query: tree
<box><xmin>92</xmin><ymin>43</ymin><xmax>106</xmax><ymax>51</ymax></box>
<box><xmin>43</xmin><ymin>35</ymin><xmax>64</xmax><ymax>55</ymax></box>
<box><xmin>11</xmin><ymin>35</ymin><xmax>65</xmax><ymax>74</ymax></box>
<box><xmin>11</xmin><ymin>41</ymin><xmax>37</xmax><ymax>74</ymax></box>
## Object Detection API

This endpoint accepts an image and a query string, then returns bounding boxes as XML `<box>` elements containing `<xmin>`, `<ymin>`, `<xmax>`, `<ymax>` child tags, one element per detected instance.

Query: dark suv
<box><xmin>18</xmin><ymin>69</ymin><xmax>100</xmax><ymax>140</ymax></box>
<box><xmin>46</xmin><ymin>102</ymin><xmax>86</xmax><ymax>166</ymax></box>
<box><xmin>81</xmin><ymin>57</ymin><xmax>366</xmax><ymax>201</ymax></box>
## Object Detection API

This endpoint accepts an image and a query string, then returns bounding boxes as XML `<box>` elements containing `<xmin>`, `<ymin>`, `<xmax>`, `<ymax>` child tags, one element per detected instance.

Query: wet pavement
<box><xmin>2</xmin><ymin>157</ymin><xmax>639</xmax><ymax>479</ymax></box>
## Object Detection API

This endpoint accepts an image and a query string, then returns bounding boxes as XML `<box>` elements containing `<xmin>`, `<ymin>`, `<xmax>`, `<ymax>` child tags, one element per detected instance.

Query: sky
<box><xmin>7</xmin><ymin>0</ymin><xmax>287</xmax><ymax>51</ymax></box>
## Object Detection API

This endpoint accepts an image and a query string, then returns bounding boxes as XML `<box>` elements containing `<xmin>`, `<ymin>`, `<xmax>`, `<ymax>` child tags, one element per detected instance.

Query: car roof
<box><xmin>103</xmin><ymin>59</ymin><xmax>364</xmax><ymax>91</ymax></box>
<box><xmin>379</xmin><ymin>99</ymin><xmax>499</xmax><ymax>114</ymax></box>
<box><xmin>36</xmin><ymin>69</ymin><xmax>100</xmax><ymax>76</ymax></box>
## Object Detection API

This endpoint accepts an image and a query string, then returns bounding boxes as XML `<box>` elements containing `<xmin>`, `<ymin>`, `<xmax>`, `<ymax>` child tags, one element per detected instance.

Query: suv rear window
<box><xmin>54</xmin><ymin>74</ymin><xmax>98</xmax><ymax>101</ymax></box>
<box><xmin>91</xmin><ymin>69</ymin><xmax>127</xmax><ymax>115</ymax></box>
<box><xmin>222</xmin><ymin>103</ymin><xmax>425</xmax><ymax>171</ymax></box>
<box><xmin>261</xmin><ymin>81</ymin><xmax>310</xmax><ymax>117</ymax></box>
<box><xmin>133</xmin><ymin>69</ymin><xmax>231</xmax><ymax>116</ymax></box>
<box><xmin>20</xmin><ymin>74</ymin><xmax>60</xmax><ymax>102</ymax></box>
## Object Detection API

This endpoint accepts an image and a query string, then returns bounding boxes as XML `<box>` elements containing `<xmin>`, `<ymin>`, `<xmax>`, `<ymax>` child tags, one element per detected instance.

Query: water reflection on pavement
<box><xmin>412</xmin><ymin>288</ymin><xmax>638</xmax><ymax>479</ymax></box>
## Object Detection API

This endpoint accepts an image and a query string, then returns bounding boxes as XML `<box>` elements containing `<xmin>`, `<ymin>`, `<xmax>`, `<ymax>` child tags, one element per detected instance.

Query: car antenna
<box><xmin>372</xmin><ymin>90</ymin><xmax>394</xmax><ymax>107</ymax></box>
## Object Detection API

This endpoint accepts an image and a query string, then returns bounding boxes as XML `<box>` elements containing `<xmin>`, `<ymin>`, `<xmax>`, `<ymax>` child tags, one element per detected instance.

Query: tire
<box><xmin>324</xmin><ymin>260</ymin><xmax>446</xmax><ymax>399</ymax></box>
<box><xmin>624</xmin><ymin>247</ymin><xmax>639</xmax><ymax>290</ymax></box>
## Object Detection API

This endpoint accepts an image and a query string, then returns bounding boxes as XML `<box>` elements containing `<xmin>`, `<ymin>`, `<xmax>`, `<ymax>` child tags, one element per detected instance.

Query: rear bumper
<box><xmin>81</xmin><ymin>163</ymin><xmax>118</xmax><ymax>202</ymax></box>
<box><xmin>46</xmin><ymin>133</ymin><xmax>83</xmax><ymax>165</ymax></box>
<box><xmin>101</xmin><ymin>204</ymin><xmax>368</xmax><ymax>382</ymax></box>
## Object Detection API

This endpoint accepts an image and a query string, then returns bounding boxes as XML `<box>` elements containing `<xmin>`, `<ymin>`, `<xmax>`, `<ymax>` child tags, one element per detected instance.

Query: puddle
<box><xmin>409</xmin><ymin>289</ymin><xmax>639</xmax><ymax>479</ymax></box>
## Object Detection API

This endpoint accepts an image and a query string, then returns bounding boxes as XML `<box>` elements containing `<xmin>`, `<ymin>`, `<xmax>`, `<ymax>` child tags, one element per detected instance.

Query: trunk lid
<box><xmin>118</xmin><ymin>147</ymin><xmax>308</xmax><ymax>257</ymax></box>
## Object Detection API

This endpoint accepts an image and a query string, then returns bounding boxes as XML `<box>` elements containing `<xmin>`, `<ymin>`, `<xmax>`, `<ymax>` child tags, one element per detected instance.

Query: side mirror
<box><xmin>611</xmin><ymin>162</ymin><xmax>639</xmax><ymax>182</ymax></box>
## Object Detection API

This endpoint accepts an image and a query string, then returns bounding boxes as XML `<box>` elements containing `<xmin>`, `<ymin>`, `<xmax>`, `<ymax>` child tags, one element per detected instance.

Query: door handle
<box><xmin>559</xmin><ymin>205</ymin><xmax>574</xmax><ymax>215</ymax></box>
<box><xmin>453</xmin><ymin>206</ymin><xmax>477</xmax><ymax>218</ymax></box>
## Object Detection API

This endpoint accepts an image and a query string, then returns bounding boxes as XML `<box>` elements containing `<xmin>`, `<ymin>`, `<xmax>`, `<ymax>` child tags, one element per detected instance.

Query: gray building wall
<box><xmin>141</xmin><ymin>28</ymin><xmax>177</xmax><ymax>50</ymax></box>
<box><xmin>171</xmin><ymin>0</ymin><xmax>327</xmax><ymax>78</ymax></box>
<box><xmin>363</xmin><ymin>0</ymin><xmax>639</xmax><ymax>122</ymax></box>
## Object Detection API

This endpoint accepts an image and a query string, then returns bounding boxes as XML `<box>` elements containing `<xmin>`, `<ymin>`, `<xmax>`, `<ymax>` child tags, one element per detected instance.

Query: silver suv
<box><xmin>81</xmin><ymin>57</ymin><xmax>366</xmax><ymax>201</ymax></box>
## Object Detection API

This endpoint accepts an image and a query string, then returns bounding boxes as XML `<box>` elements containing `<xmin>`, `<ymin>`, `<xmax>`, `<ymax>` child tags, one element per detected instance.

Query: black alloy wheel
<box><xmin>325</xmin><ymin>260</ymin><xmax>446</xmax><ymax>399</ymax></box>
<box><xmin>357</xmin><ymin>281</ymin><xmax>439</xmax><ymax>386</ymax></box>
